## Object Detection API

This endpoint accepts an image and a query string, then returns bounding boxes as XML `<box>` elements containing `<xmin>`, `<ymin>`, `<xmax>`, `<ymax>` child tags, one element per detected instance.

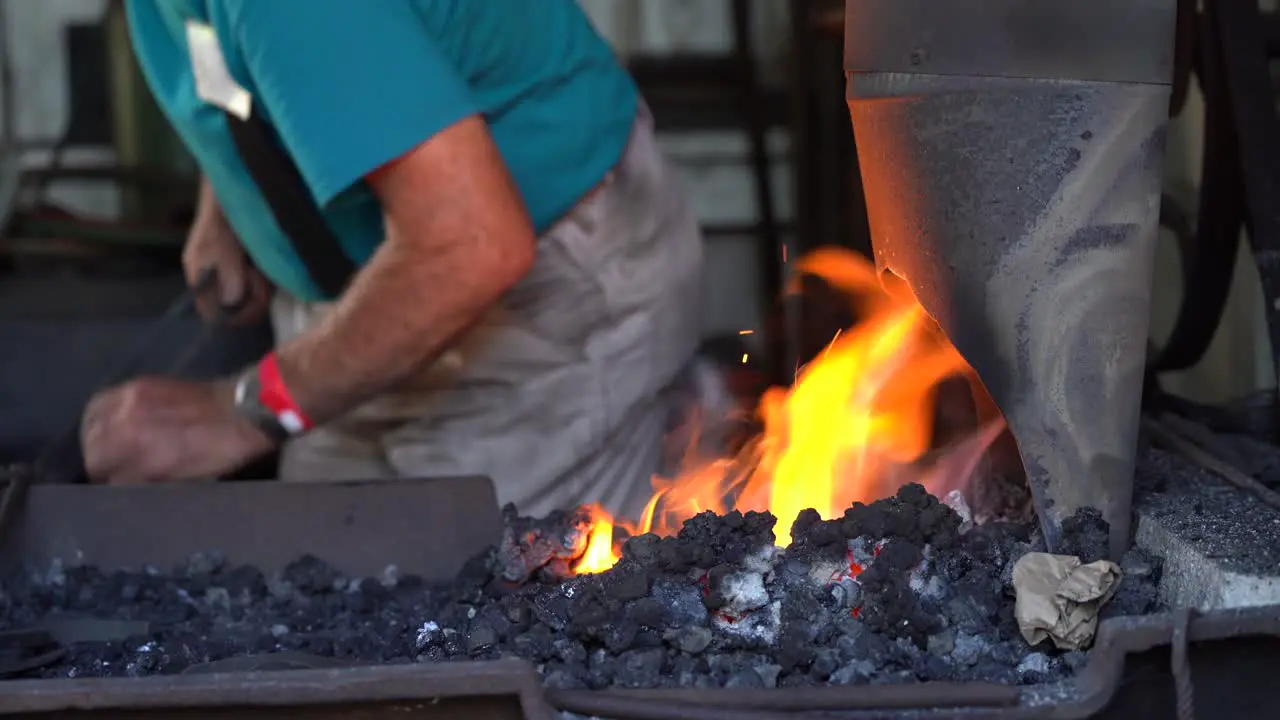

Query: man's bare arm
<box><xmin>267</xmin><ymin>115</ymin><xmax>537</xmax><ymax>424</ymax></box>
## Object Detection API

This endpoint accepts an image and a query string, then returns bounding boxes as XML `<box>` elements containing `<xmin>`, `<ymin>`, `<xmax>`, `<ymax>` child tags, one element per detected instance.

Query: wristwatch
<box><xmin>232</xmin><ymin>365</ymin><xmax>291</xmax><ymax>443</ymax></box>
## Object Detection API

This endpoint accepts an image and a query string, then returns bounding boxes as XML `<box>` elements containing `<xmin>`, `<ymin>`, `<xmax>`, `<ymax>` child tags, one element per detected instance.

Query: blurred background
<box><xmin>0</xmin><ymin>0</ymin><xmax>1274</xmax><ymax>462</ymax></box>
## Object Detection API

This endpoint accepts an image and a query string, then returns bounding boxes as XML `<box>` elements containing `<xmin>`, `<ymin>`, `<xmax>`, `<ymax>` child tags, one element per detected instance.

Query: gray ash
<box><xmin>2</xmin><ymin>554</ymin><xmax>440</xmax><ymax>677</ymax></box>
<box><xmin>0</xmin><ymin>482</ymin><xmax>1156</xmax><ymax>690</ymax></box>
<box><xmin>1055</xmin><ymin>508</ymin><xmax>1110</xmax><ymax>564</ymax></box>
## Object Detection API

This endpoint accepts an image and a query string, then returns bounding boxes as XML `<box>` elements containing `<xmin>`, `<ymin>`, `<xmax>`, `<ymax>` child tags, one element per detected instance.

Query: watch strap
<box><xmin>256</xmin><ymin>352</ymin><xmax>314</xmax><ymax>434</ymax></box>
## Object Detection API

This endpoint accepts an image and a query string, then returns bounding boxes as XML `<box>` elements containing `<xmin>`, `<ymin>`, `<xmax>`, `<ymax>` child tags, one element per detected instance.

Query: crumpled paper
<box><xmin>1011</xmin><ymin>553</ymin><xmax>1123</xmax><ymax>650</ymax></box>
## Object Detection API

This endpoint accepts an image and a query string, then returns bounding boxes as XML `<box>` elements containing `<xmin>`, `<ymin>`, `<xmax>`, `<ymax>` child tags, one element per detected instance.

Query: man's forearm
<box><xmin>250</xmin><ymin>114</ymin><xmax>537</xmax><ymax>428</ymax></box>
<box><xmin>269</xmin><ymin>230</ymin><xmax>528</xmax><ymax>426</ymax></box>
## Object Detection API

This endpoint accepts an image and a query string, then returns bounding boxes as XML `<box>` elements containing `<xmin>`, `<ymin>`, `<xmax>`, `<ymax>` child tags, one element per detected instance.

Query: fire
<box><xmin>570</xmin><ymin>247</ymin><xmax>1001</xmax><ymax>575</ymax></box>
<box><xmin>572</xmin><ymin>508</ymin><xmax>620</xmax><ymax>575</ymax></box>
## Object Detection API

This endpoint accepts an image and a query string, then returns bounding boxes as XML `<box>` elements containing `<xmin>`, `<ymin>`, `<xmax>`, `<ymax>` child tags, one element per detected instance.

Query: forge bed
<box><xmin>0</xmin><ymin>472</ymin><xmax>1277</xmax><ymax>720</ymax></box>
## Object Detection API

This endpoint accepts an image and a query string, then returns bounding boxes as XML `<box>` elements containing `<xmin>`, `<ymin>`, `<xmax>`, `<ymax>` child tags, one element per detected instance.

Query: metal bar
<box><xmin>0</xmin><ymin>0</ymin><xmax>14</xmax><ymax>146</ymax></box>
<box><xmin>0</xmin><ymin>659</ymin><xmax>554</xmax><ymax>720</ymax></box>
<box><xmin>1142</xmin><ymin>414</ymin><xmax>1280</xmax><ymax>510</ymax></box>
<box><xmin>0</xmin><ymin>143</ymin><xmax>21</xmax><ymax>235</ymax></box>
<box><xmin>788</xmin><ymin>0</ymin><xmax>818</xmax><ymax>260</ymax></box>
<box><xmin>728</xmin><ymin>0</ymin><xmax>789</xmax><ymax>387</ymax></box>
<box><xmin>550</xmin><ymin>681</ymin><xmax>1019</xmax><ymax>711</ymax></box>
<box><xmin>1</xmin><ymin>477</ymin><xmax>501</xmax><ymax>581</ymax></box>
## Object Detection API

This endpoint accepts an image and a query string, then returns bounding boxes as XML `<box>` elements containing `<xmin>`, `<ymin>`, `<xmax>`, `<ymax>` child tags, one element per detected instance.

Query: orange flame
<box><xmin>570</xmin><ymin>247</ymin><xmax>1001</xmax><ymax>575</ymax></box>
<box><xmin>572</xmin><ymin>508</ymin><xmax>620</xmax><ymax>574</ymax></box>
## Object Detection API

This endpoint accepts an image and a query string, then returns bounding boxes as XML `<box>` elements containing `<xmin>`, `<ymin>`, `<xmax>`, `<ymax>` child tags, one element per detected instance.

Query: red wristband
<box><xmin>257</xmin><ymin>352</ymin><xmax>313</xmax><ymax>435</ymax></box>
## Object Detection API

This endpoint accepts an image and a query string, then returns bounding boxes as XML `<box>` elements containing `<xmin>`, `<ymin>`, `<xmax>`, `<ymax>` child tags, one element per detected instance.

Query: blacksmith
<box><xmin>79</xmin><ymin>0</ymin><xmax>704</xmax><ymax>520</ymax></box>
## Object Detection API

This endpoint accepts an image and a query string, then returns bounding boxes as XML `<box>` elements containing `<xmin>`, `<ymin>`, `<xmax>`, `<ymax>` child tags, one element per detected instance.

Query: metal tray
<box><xmin>0</xmin><ymin>478</ymin><xmax>1275</xmax><ymax>719</ymax></box>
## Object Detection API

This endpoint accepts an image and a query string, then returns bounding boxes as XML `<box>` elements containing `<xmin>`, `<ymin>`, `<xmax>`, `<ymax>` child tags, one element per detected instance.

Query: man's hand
<box><xmin>184</xmin><ymin>180</ymin><xmax>272</xmax><ymax>325</ymax></box>
<box><xmin>80</xmin><ymin>377</ymin><xmax>277</xmax><ymax>484</ymax></box>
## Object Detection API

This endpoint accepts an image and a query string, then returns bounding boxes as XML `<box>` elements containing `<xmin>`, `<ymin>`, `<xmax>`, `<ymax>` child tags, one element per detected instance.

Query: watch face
<box><xmin>233</xmin><ymin>368</ymin><xmax>262</xmax><ymax>416</ymax></box>
<box><xmin>234</xmin><ymin>371</ymin><xmax>251</xmax><ymax>406</ymax></box>
<box><xmin>234</xmin><ymin>366</ymin><xmax>289</xmax><ymax>441</ymax></box>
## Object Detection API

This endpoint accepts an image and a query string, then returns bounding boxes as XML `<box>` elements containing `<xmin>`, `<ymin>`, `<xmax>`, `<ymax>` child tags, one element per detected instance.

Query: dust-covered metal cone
<box><xmin>843</xmin><ymin>0</ymin><xmax>1178</xmax><ymax>558</ymax></box>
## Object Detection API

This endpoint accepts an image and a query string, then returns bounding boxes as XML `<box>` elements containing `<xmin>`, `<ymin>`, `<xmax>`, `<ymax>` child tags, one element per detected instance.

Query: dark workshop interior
<box><xmin>0</xmin><ymin>1</ymin><xmax>1277</xmax><ymax>718</ymax></box>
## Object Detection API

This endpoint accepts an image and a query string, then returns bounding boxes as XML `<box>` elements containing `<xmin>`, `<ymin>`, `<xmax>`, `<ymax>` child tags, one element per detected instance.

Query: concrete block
<box><xmin>1134</xmin><ymin>457</ymin><xmax>1280</xmax><ymax>610</ymax></box>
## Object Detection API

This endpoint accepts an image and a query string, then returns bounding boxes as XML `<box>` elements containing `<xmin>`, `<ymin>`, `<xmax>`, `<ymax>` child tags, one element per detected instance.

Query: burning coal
<box><xmin>571</xmin><ymin>247</ymin><xmax>1007</xmax><ymax>575</ymax></box>
<box><xmin>0</xmin><ymin>481</ymin><xmax>1161</xmax><ymax>689</ymax></box>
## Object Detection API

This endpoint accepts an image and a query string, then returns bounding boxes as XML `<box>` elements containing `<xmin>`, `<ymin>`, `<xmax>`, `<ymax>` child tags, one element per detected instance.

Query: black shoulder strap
<box><xmin>223</xmin><ymin>108</ymin><xmax>357</xmax><ymax>298</ymax></box>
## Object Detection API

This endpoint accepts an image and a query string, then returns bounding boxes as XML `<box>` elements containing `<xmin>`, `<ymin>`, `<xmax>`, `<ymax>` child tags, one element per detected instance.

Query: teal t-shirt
<box><xmin>126</xmin><ymin>0</ymin><xmax>639</xmax><ymax>300</ymax></box>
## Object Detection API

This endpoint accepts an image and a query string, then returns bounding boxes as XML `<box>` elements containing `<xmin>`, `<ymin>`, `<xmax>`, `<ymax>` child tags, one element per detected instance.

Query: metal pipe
<box><xmin>843</xmin><ymin>0</ymin><xmax>1177</xmax><ymax>557</ymax></box>
<box><xmin>0</xmin><ymin>0</ymin><xmax>14</xmax><ymax>146</ymax></box>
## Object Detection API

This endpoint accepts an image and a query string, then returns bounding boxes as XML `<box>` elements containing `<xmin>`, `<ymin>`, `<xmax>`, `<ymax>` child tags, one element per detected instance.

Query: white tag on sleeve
<box><xmin>185</xmin><ymin>20</ymin><xmax>253</xmax><ymax>120</ymax></box>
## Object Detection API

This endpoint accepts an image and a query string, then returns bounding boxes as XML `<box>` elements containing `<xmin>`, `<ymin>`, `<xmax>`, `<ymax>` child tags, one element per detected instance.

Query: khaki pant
<box><xmin>270</xmin><ymin>106</ymin><xmax>705</xmax><ymax>521</ymax></box>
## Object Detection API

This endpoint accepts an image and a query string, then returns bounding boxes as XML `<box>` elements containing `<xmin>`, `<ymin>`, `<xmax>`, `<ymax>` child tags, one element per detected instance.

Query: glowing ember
<box><xmin>575</xmin><ymin>247</ymin><xmax>1003</xmax><ymax>573</ymax></box>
